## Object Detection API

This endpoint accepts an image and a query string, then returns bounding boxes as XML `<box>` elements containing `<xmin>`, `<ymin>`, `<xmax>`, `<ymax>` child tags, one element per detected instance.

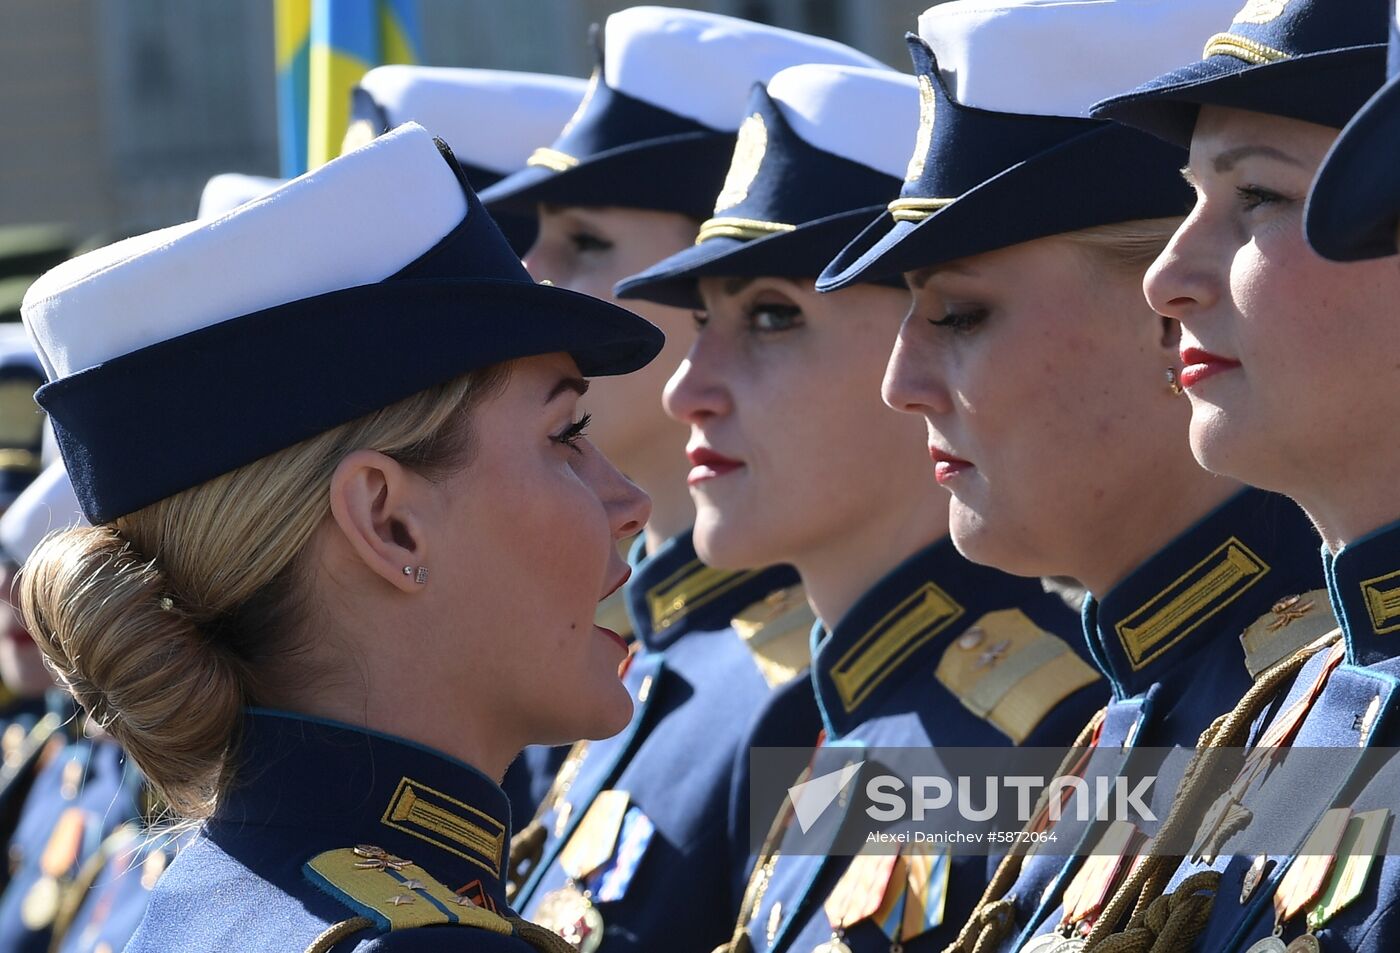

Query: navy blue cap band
<box><xmin>480</xmin><ymin>79</ymin><xmax>735</xmax><ymax>218</ymax></box>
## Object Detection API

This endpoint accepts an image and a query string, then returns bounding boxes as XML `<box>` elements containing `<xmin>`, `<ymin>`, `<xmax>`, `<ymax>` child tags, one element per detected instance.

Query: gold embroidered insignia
<box><xmin>830</xmin><ymin>582</ymin><xmax>964</xmax><ymax>713</ymax></box>
<box><xmin>905</xmin><ymin>73</ymin><xmax>936</xmax><ymax>182</ymax></box>
<box><xmin>305</xmin><ymin>847</ymin><xmax>512</xmax><ymax>934</ymax></box>
<box><xmin>1233</xmin><ymin>0</ymin><xmax>1287</xmax><ymax>24</ymax></box>
<box><xmin>714</xmin><ymin>113</ymin><xmax>768</xmax><ymax>212</ymax></box>
<box><xmin>381</xmin><ymin>778</ymin><xmax>506</xmax><ymax>878</ymax></box>
<box><xmin>1361</xmin><ymin>569</ymin><xmax>1400</xmax><ymax>634</ymax></box>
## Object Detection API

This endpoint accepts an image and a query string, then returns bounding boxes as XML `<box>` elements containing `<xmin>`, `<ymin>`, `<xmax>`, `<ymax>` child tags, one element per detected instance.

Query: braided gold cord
<box><xmin>1084</xmin><ymin>633</ymin><xmax>1340</xmax><ymax>950</ymax></box>
<box><xmin>941</xmin><ymin>708</ymin><xmax>1107</xmax><ymax>953</ymax></box>
<box><xmin>302</xmin><ymin>917</ymin><xmax>375</xmax><ymax>953</ymax></box>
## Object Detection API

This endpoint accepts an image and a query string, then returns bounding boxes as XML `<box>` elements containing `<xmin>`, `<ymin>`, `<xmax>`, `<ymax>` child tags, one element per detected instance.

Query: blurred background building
<box><xmin>0</xmin><ymin>0</ymin><xmax>919</xmax><ymax>242</ymax></box>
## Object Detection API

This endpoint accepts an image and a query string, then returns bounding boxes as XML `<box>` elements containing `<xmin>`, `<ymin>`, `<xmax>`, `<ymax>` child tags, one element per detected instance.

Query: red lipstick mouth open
<box><xmin>929</xmin><ymin>446</ymin><xmax>974</xmax><ymax>485</ymax></box>
<box><xmin>1178</xmin><ymin>346</ymin><xmax>1242</xmax><ymax>389</ymax></box>
<box><xmin>686</xmin><ymin>445</ymin><xmax>745</xmax><ymax>486</ymax></box>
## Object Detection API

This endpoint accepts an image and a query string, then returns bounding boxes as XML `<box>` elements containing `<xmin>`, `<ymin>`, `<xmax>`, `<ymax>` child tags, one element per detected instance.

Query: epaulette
<box><xmin>1238</xmin><ymin>588</ymin><xmax>1340</xmax><ymax>679</ymax></box>
<box><xmin>934</xmin><ymin>609</ymin><xmax>1101</xmax><ymax>744</ymax></box>
<box><xmin>304</xmin><ymin>845</ymin><xmax>513</xmax><ymax>951</ymax></box>
<box><xmin>732</xmin><ymin>585</ymin><xmax>816</xmax><ymax>689</ymax></box>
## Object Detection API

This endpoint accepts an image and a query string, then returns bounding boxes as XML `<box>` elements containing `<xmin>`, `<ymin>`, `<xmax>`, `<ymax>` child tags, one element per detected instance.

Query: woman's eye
<box><xmin>570</xmin><ymin>232</ymin><xmax>612</xmax><ymax>253</ymax></box>
<box><xmin>551</xmin><ymin>412</ymin><xmax>592</xmax><ymax>454</ymax></box>
<box><xmin>1235</xmin><ymin>185</ymin><xmax>1288</xmax><ymax>212</ymax></box>
<box><xmin>746</xmin><ymin>303</ymin><xmax>803</xmax><ymax>334</ymax></box>
<box><xmin>927</xmin><ymin>308</ymin><xmax>987</xmax><ymax>333</ymax></box>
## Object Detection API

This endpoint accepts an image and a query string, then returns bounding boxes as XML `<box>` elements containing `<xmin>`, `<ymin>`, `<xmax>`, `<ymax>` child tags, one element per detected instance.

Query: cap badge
<box><xmin>1232</xmin><ymin>0</ymin><xmax>1287</xmax><ymax>24</ymax></box>
<box><xmin>905</xmin><ymin>74</ymin><xmax>936</xmax><ymax>183</ymax></box>
<box><xmin>714</xmin><ymin>113</ymin><xmax>768</xmax><ymax>212</ymax></box>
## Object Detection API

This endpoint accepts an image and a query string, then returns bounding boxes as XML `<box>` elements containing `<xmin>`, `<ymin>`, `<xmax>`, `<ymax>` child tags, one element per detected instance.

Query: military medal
<box><xmin>534</xmin><ymin>884</ymin><xmax>605</xmax><ymax>953</ymax></box>
<box><xmin>1305</xmin><ymin>808</ymin><xmax>1389</xmax><ymax>932</ymax></box>
<box><xmin>1241</xmin><ymin>855</ymin><xmax>1274</xmax><ymax>904</ymax></box>
<box><xmin>816</xmin><ymin>850</ymin><xmax>901</xmax><ymax>953</ymax></box>
<box><xmin>21</xmin><ymin>806</ymin><xmax>86</xmax><ymax>929</ymax></box>
<box><xmin>536</xmin><ymin>790</ymin><xmax>632</xmax><ymax>951</ymax></box>
<box><xmin>1245</xmin><ymin>808</ymin><xmax>1352</xmax><ymax>953</ymax></box>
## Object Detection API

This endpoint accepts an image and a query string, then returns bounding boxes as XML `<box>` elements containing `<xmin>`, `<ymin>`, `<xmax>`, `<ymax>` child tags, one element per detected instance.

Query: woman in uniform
<box><xmin>820</xmin><ymin>2</ymin><xmax>1332</xmax><ymax>951</ymax></box>
<box><xmin>15</xmin><ymin>123</ymin><xmax>660</xmax><ymax>952</ymax></box>
<box><xmin>1071</xmin><ymin>0</ymin><xmax>1400</xmax><ymax>949</ymax></box>
<box><xmin>617</xmin><ymin>61</ymin><xmax>1107</xmax><ymax>953</ymax></box>
<box><xmin>482</xmin><ymin>12</ymin><xmax>890</xmax><ymax>953</ymax></box>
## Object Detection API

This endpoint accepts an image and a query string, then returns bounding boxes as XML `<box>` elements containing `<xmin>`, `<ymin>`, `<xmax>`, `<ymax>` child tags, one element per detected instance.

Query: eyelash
<box><xmin>570</xmin><ymin>232</ymin><xmax>612</xmax><ymax>253</ymax></box>
<box><xmin>552</xmin><ymin>412</ymin><xmax>592</xmax><ymax>453</ymax></box>
<box><xmin>927</xmin><ymin>308</ymin><xmax>987</xmax><ymax>333</ymax></box>
<box><xmin>1235</xmin><ymin>185</ymin><xmax>1287</xmax><ymax>211</ymax></box>
<box><xmin>746</xmin><ymin>303</ymin><xmax>803</xmax><ymax>333</ymax></box>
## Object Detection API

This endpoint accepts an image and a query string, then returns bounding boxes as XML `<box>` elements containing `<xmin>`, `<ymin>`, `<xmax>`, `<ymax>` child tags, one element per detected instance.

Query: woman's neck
<box><xmin>1077</xmin><ymin>465</ymin><xmax>1240</xmax><ymax>598</ymax></box>
<box><xmin>1290</xmin><ymin>462</ymin><xmax>1400</xmax><ymax>556</ymax></box>
<box><xmin>796</xmin><ymin>492</ymin><xmax>950</xmax><ymax>630</ymax></box>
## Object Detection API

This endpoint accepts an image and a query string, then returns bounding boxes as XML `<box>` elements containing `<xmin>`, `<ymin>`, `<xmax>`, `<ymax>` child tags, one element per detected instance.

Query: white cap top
<box><xmin>766</xmin><ymin>64</ymin><xmax>918</xmax><ymax>178</ymax></box>
<box><xmin>918</xmin><ymin>0</ymin><xmax>1242</xmax><ymax>118</ymax></box>
<box><xmin>356</xmin><ymin>66</ymin><xmax>588</xmax><ymax>174</ymax></box>
<box><xmin>0</xmin><ymin>462</ymin><xmax>84</xmax><ymax>564</ymax></box>
<box><xmin>23</xmin><ymin>123</ymin><xmax>465</xmax><ymax>381</ymax></box>
<box><xmin>603</xmin><ymin>5</ymin><xmax>887</xmax><ymax>130</ymax></box>
<box><xmin>197</xmin><ymin>173</ymin><xmax>285</xmax><ymax>220</ymax></box>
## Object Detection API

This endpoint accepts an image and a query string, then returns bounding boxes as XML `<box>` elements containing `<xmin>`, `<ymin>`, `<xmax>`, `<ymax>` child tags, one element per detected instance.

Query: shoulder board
<box><xmin>935</xmin><ymin>609</ymin><xmax>1101</xmax><ymax>744</ymax></box>
<box><xmin>305</xmin><ymin>847</ymin><xmax>513</xmax><ymax>937</ymax></box>
<box><xmin>1238</xmin><ymin>588</ymin><xmax>1340</xmax><ymax>679</ymax></box>
<box><xmin>732</xmin><ymin>585</ymin><xmax>816</xmax><ymax>689</ymax></box>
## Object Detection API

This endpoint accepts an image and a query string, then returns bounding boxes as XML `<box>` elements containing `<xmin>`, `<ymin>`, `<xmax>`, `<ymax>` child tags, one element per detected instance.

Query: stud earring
<box><xmin>402</xmin><ymin>566</ymin><xmax>413</xmax><ymax>577</ymax></box>
<box><xmin>414</xmin><ymin>567</ymin><xmax>429</xmax><ymax>585</ymax></box>
<box><xmin>1165</xmin><ymin>367</ymin><xmax>1184</xmax><ymax>396</ymax></box>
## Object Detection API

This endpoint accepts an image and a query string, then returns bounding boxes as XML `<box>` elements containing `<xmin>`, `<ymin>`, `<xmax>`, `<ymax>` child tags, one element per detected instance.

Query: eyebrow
<box><xmin>722</xmin><ymin>276</ymin><xmax>756</xmax><ymax>296</ymax></box>
<box><xmin>907</xmin><ymin>261</ymin><xmax>977</xmax><ymax>289</ymax></box>
<box><xmin>1211</xmin><ymin>145</ymin><xmax>1305</xmax><ymax>173</ymax></box>
<box><xmin>545</xmin><ymin>375</ymin><xmax>589</xmax><ymax>403</ymax></box>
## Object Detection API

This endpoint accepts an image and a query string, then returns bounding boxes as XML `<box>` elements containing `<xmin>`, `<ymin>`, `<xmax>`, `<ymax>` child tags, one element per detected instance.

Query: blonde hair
<box><xmin>1058</xmin><ymin>217</ymin><xmax>1184</xmax><ymax>271</ymax></box>
<box><xmin>18</xmin><ymin>365</ymin><xmax>509</xmax><ymax>818</ymax></box>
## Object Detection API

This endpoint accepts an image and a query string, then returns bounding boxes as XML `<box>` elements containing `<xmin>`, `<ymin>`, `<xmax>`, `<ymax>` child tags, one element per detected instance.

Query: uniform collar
<box><xmin>811</xmin><ymin>536</ymin><xmax>1050</xmax><ymax>737</ymax></box>
<box><xmin>625</xmin><ymin>529</ymin><xmax>799</xmax><ymax>651</ymax></box>
<box><xmin>1085</xmin><ymin>488</ymin><xmax>1322</xmax><ymax>699</ymax></box>
<box><xmin>1325</xmin><ymin>516</ymin><xmax>1400</xmax><ymax>667</ymax></box>
<box><xmin>218</xmin><ymin>710</ymin><xmax>513</xmax><ymax>910</ymax></box>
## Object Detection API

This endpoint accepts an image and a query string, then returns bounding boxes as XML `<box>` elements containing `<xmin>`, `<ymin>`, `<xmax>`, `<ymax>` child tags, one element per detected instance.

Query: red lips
<box><xmin>929</xmin><ymin>446</ymin><xmax>974</xmax><ymax>485</ymax></box>
<box><xmin>686</xmin><ymin>445</ymin><xmax>744</xmax><ymax>486</ymax></box>
<box><xmin>1178</xmin><ymin>346</ymin><xmax>1242</xmax><ymax>389</ymax></box>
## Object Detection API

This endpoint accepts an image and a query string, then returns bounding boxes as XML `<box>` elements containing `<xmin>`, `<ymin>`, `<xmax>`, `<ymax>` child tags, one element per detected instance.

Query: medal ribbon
<box><xmin>1273</xmin><ymin>807</ymin><xmax>1351</xmax><ymax>925</ymax></box>
<box><xmin>824</xmin><ymin>852</ymin><xmax>900</xmax><ymax>932</ymax></box>
<box><xmin>557</xmin><ymin>789</ymin><xmax>630</xmax><ymax>885</ymax></box>
<box><xmin>1306</xmin><ymin>808</ymin><xmax>1390</xmax><ymax>930</ymax></box>
<box><xmin>1059</xmin><ymin>821</ymin><xmax>1140</xmax><ymax>931</ymax></box>
<box><xmin>592</xmin><ymin>807</ymin><xmax>655</xmax><ymax>903</ymax></box>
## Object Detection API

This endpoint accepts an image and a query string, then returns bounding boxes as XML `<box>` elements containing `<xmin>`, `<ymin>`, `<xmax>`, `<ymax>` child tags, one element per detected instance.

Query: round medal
<box><xmin>20</xmin><ymin>875</ymin><xmax>60</xmax><ymax>929</ymax></box>
<box><xmin>1018</xmin><ymin>935</ymin><xmax>1069</xmax><ymax>953</ymax></box>
<box><xmin>1243</xmin><ymin>937</ymin><xmax>1288</xmax><ymax>953</ymax></box>
<box><xmin>534</xmin><ymin>885</ymin><xmax>605</xmax><ymax>953</ymax></box>
<box><xmin>1285</xmin><ymin>935</ymin><xmax>1321</xmax><ymax>953</ymax></box>
<box><xmin>1048</xmin><ymin>939</ymin><xmax>1087</xmax><ymax>953</ymax></box>
<box><xmin>812</xmin><ymin>939</ymin><xmax>853</xmax><ymax>953</ymax></box>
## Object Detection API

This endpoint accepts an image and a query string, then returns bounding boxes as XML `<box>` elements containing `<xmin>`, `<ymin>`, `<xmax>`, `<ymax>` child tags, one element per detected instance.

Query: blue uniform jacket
<box><xmin>1167</xmin><ymin>516</ymin><xmax>1400</xmax><ymax>951</ymax></box>
<box><xmin>0</xmin><ymin>702</ymin><xmax>144</xmax><ymax>953</ymax></box>
<box><xmin>734</xmin><ymin>536</ymin><xmax>1108</xmax><ymax>953</ymax></box>
<box><xmin>1011</xmin><ymin>489</ymin><xmax>1328</xmax><ymax>951</ymax></box>
<box><xmin>513</xmin><ymin>530</ymin><xmax>801</xmax><ymax>953</ymax></box>
<box><xmin>125</xmin><ymin>710</ymin><xmax>564</xmax><ymax>952</ymax></box>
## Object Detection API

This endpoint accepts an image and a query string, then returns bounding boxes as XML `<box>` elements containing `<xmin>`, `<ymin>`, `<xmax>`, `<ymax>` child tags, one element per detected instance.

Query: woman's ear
<box><xmin>327</xmin><ymin>450</ymin><xmax>430</xmax><ymax>593</ymax></box>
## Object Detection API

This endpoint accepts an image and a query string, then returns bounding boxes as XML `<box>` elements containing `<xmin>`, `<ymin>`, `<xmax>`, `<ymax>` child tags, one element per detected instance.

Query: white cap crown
<box><xmin>919</xmin><ymin>0</ymin><xmax>1243</xmax><ymax>117</ymax></box>
<box><xmin>356</xmin><ymin>66</ymin><xmax>588</xmax><ymax>174</ymax></box>
<box><xmin>24</xmin><ymin>123</ymin><xmax>465</xmax><ymax>381</ymax></box>
<box><xmin>0</xmin><ymin>462</ymin><xmax>84</xmax><ymax>564</ymax></box>
<box><xmin>765</xmin><ymin>64</ymin><xmax>919</xmax><ymax>178</ymax></box>
<box><xmin>603</xmin><ymin>6</ymin><xmax>888</xmax><ymax>130</ymax></box>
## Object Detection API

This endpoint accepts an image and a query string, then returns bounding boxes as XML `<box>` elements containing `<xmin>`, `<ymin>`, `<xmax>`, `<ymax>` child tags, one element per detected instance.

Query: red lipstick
<box><xmin>929</xmin><ymin>446</ymin><xmax>973</xmax><ymax>485</ymax></box>
<box><xmin>686</xmin><ymin>445</ymin><xmax>744</xmax><ymax>486</ymax></box>
<box><xmin>1178</xmin><ymin>346</ymin><xmax>1242</xmax><ymax>389</ymax></box>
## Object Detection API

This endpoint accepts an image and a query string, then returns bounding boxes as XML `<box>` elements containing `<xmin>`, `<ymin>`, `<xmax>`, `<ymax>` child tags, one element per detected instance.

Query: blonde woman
<box><xmin>821</xmin><ymin>3</ymin><xmax>1331</xmax><ymax>951</ymax></box>
<box><xmin>15</xmin><ymin>124</ymin><xmax>660</xmax><ymax>952</ymax></box>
